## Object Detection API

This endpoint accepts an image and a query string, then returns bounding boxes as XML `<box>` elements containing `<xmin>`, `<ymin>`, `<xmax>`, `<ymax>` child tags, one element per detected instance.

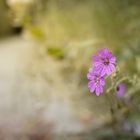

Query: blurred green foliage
<box><xmin>30</xmin><ymin>26</ymin><xmax>45</xmax><ymax>39</ymax></box>
<box><xmin>0</xmin><ymin>0</ymin><xmax>12</xmax><ymax>37</ymax></box>
<box><xmin>47</xmin><ymin>46</ymin><xmax>65</xmax><ymax>59</ymax></box>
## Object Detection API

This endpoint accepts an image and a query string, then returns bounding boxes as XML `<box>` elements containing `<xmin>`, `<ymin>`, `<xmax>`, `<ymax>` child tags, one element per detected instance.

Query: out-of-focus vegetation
<box><xmin>0</xmin><ymin>0</ymin><xmax>140</xmax><ymax>140</ymax></box>
<box><xmin>0</xmin><ymin>1</ymin><xmax>12</xmax><ymax>36</ymax></box>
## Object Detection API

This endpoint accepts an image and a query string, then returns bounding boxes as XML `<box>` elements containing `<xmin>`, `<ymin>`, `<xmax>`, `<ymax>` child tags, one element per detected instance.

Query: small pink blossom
<box><xmin>87</xmin><ymin>68</ymin><xmax>105</xmax><ymax>96</ymax></box>
<box><xmin>116</xmin><ymin>83</ymin><xmax>126</xmax><ymax>97</ymax></box>
<box><xmin>92</xmin><ymin>48</ymin><xmax>116</xmax><ymax>76</ymax></box>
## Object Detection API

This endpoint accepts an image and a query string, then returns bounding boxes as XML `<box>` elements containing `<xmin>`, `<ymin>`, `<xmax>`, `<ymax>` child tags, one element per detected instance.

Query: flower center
<box><xmin>94</xmin><ymin>75</ymin><xmax>100</xmax><ymax>84</ymax></box>
<box><xmin>116</xmin><ymin>86</ymin><xmax>120</xmax><ymax>91</ymax></box>
<box><xmin>103</xmin><ymin>58</ymin><xmax>109</xmax><ymax>65</ymax></box>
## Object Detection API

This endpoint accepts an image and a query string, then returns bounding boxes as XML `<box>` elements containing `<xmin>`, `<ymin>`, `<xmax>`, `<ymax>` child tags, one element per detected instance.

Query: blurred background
<box><xmin>0</xmin><ymin>0</ymin><xmax>140</xmax><ymax>139</ymax></box>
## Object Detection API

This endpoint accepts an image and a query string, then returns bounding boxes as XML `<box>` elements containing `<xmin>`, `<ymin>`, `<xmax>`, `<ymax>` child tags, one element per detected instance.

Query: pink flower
<box><xmin>116</xmin><ymin>83</ymin><xmax>126</xmax><ymax>97</ymax></box>
<box><xmin>87</xmin><ymin>68</ymin><xmax>105</xmax><ymax>96</ymax></box>
<box><xmin>87</xmin><ymin>48</ymin><xmax>117</xmax><ymax>96</ymax></box>
<box><xmin>92</xmin><ymin>48</ymin><xmax>116</xmax><ymax>76</ymax></box>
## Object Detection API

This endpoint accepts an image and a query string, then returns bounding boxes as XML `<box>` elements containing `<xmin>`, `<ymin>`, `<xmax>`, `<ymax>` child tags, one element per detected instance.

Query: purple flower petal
<box><xmin>100</xmin><ymin>67</ymin><xmax>106</xmax><ymax>76</ymax></box>
<box><xmin>94</xmin><ymin>65</ymin><xmax>103</xmax><ymax>74</ymax></box>
<box><xmin>92</xmin><ymin>54</ymin><xmax>100</xmax><ymax>61</ymax></box>
<box><xmin>110</xmin><ymin>57</ymin><xmax>116</xmax><ymax>63</ymax></box>
<box><xmin>95</xmin><ymin>85</ymin><xmax>103</xmax><ymax>96</ymax></box>
<box><xmin>87</xmin><ymin>68</ymin><xmax>94</xmax><ymax>80</ymax></box>
<box><xmin>88</xmin><ymin>81</ymin><xmax>96</xmax><ymax>93</ymax></box>
<box><xmin>93</xmin><ymin>61</ymin><xmax>102</xmax><ymax>67</ymax></box>
<box><xmin>116</xmin><ymin>83</ymin><xmax>126</xmax><ymax>97</ymax></box>
<box><xmin>106</xmin><ymin>66</ymin><xmax>112</xmax><ymax>75</ymax></box>
<box><xmin>100</xmin><ymin>77</ymin><xmax>105</xmax><ymax>86</ymax></box>
<box><xmin>98</xmin><ymin>49</ymin><xmax>104</xmax><ymax>56</ymax></box>
<box><xmin>106</xmin><ymin>63</ymin><xmax>115</xmax><ymax>75</ymax></box>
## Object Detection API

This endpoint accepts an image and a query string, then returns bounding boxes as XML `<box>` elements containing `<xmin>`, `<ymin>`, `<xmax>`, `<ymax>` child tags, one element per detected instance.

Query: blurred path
<box><xmin>0</xmin><ymin>36</ymin><xmax>34</xmax><ymax>116</ymax></box>
<box><xmin>0</xmin><ymin>36</ymin><xmax>86</xmax><ymax>134</ymax></box>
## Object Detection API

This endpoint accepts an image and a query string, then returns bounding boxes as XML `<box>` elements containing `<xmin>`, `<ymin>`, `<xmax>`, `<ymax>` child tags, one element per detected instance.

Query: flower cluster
<box><xmin>87</xmin><ymin>48</ymin><xmax>116</xmax><ymax>96</ymax></box>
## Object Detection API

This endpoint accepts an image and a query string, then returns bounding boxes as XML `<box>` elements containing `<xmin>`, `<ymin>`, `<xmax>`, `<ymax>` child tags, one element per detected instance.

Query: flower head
<box><xmin>87</xmin><ymin>68</ymin><xmax>105</xmax><ymax>96</ymax></box>
<box><xmin>92</xmin><ymin>48</ymin><xmax>116</xmax><ymax>76</ymax></box>
<box><xmin>116</xmin><ymin>83</ymin><xmax>126</xmax><ymax>97</ymax></box>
